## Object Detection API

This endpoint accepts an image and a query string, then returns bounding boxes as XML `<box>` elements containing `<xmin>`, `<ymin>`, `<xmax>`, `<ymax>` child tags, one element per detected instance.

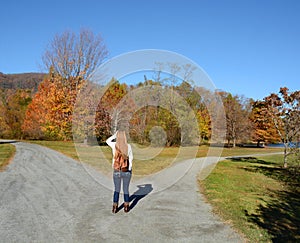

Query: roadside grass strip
<box><xmin>0</xmin><ymin>144</ymin><xmax>16</xmax><ymax>170</ymax></box>
<box><xmin>200</xmin><ymin>155</ymin><xmax>300</xmax><ymax>242</ymax></box>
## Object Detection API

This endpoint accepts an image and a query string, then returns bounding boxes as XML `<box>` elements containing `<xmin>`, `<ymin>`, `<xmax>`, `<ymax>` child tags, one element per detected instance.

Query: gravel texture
<box><xmin>0</xmin><ymin>142</ymin><xmax>244</xmax><ymax>242</ymax></box>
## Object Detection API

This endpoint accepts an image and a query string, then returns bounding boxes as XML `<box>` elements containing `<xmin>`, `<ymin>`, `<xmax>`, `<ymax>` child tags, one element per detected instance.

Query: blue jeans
<box><xmin>113</xmin><ymin>170</ymin><xmax>132</xmax><ymax>203</ymax></box>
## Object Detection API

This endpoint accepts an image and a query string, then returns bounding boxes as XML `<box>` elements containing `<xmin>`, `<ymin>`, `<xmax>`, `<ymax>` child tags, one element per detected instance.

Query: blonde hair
<box><xmin>115</xmin><ymin>131</ymin><xmax>128</xmax><ymax>159</ymax></box>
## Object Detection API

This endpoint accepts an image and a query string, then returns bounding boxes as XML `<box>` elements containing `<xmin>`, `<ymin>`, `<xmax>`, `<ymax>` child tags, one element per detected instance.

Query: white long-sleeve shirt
<box><xmin>106</xmin><ymin>134</ymin><xmax>133</xmax><ymax>171</ymax></box>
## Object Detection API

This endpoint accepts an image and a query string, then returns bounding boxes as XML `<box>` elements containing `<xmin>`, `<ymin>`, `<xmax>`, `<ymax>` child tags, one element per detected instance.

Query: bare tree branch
<box><xmin>42</xmin><ymin>29</ymin><xmax>108</xmax><ymax>82</ymax></box>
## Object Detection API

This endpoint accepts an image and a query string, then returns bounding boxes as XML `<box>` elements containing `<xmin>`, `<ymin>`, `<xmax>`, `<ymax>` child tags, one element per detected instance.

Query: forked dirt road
<box><xmin>0</xmin><ymin>142</ymin><xmax>245</xmax><ymax>242</ymax></box>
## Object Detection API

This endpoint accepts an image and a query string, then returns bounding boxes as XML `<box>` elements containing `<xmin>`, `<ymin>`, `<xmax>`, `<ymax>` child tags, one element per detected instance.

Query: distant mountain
<box><xmin>0</xmin><ymin>72</ymin><xmax>46</xmax><ymax>91</ymax></box>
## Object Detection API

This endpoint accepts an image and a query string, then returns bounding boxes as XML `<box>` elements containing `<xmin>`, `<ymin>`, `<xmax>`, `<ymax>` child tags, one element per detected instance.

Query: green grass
<box><xmin>28</xmin><ymin>141</ymin><xmax>283</xmax><ymax>176</ymax></box>
<box><xmin>0</xmin><ymin>144</ymin><xmax>16</xmax><ymax>170</ymax></box>
<box><xmin>199</xmin><ymin>154</ymin><xmax>300</xmax><ymax>242</ymax></box>
<box><xmin>219</xmin><ymin>146</ymin><xmax>283</xmax><ymax>157</ymax></box>
<box><xmin>29</xmin><ymin>140</ymin><xmax>79</xmax><ymax>160</ymax></box>
<box><xmin>29</xmin><ymin>141</ymin><xmax>182</xmax><ymax>175</ymax></box>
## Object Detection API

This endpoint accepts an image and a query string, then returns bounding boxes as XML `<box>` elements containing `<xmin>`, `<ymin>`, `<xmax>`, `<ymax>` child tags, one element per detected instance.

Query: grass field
<box><xmin>0</xmin><ymin>144</ymin><xmax>16</xmax><ymax>171</ymax></box>
<box><xmin>200</xmin><ymin>154</ymin><xmax>300</xmax><ymax>242</ymax></box>
<box><xmin>29</xmin><ymin>141</ymin><xmax>184</xmax><ymax>175</ymax></box>
<box><xmin>28</xmin><ymin>140</ymin><xmax>283</xmax><ymax>175</ymax></box>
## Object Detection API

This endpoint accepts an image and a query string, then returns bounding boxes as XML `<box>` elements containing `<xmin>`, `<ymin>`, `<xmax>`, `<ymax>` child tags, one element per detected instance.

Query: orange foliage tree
<box><xmin>22</xmin><ymin>72</ymin><xmax>85</xmax><ymax>140</ymax></box>
<box><xmin>23</xmin><ymin>28</ymin><xmax>108</xmax><ymax>141</ymax></box>
<box><xmin>263</xmin><ymin>87</ymin><xmax>300</xmax><ymax>167</ymax></box>
<box><xmin>250</xmin><ymin>100</ymin><xmax>281</xmax><ymax>146</ymax></box>
<box><xmin>0</xmin><ymin>89</ymin><xmax>32</xmax><ymax>139</ymax></box>
<box><xmin>94</xmin><ymin>79</ymin><xmax>135</xmax><ymax>144</ymax></box>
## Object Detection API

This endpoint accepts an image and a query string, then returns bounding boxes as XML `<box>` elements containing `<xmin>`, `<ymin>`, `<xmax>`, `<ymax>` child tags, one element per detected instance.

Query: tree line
<box><xmin>0</xmin><ymin>29</ymin><xmax>299</xmax><ymax>167</ymax></box>
<box><xmin>0</xmin><ymin>72</ymin><xmax>45</xmax><ymax>91</ymax></box>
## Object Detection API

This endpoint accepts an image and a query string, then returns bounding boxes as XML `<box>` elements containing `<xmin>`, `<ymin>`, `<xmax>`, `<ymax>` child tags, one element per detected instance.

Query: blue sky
<box><xmin>1</xmin><ymin>0</ymin><xmax>299</xmax><ymax>100</ymax></box>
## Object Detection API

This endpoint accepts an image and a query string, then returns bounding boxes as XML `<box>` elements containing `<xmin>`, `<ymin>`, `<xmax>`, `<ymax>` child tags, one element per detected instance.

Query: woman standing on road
<box><xmin>106</xmin><ymin>131</ymin><xmax>133</xmax><ymax>213</ymax></box>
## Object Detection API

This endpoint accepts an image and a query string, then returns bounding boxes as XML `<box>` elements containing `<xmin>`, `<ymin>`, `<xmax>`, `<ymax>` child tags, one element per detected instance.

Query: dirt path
<box><xmin>0</xmin><ymin>142</ymin><xmax>244</xmax><ymax>242</ymax></box>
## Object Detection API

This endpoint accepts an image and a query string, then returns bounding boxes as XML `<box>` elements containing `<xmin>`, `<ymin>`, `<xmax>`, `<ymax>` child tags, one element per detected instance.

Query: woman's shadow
<box><xmin>129</xmin><ymin>184</ymin><xmax>153</xmax><ymax>210</ymax></box>
<box><xmin>119</xmin><ymin>184</ymin><xmax>153</xmax><ymax>211</ymax></box>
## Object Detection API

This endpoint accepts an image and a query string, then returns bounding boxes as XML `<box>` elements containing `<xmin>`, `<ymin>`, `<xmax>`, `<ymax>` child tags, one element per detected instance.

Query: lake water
<box><xmin>267</xmin><ymin>143</ymin><xmax>299</xmax><ymax>148</ymax></box>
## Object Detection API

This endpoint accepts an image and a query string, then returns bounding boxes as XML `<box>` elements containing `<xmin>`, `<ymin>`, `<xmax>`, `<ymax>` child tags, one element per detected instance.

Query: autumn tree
<box><xmin>93</xmin><ymin>79</ymin><xmax>136</xmax><ymax>144</ymax></box>
<box><xmin>21</xmin><ymin>84</ymin><xmax>47</xmax><ymax>139</ymax></box>
<box><xmin>0</xmin><ymin>89</ymin><xmax>12</xmax><ymax>138</ymax></box>
<box><xmin>0</xmin><ymin>89</ymin><xmax>32</xmax><ymax>139</ymax></box>
<box><xmin>263</xmin><ymin>87</ymin><xmax>300</xmax><ymax>168</ymax></box>
<box><xmin>94</xmin><ymin>79</ymin><xmax>126</xmax><ymax>143</ymax></box>
<box><xmin>129</xmin><ymin>80</ymin><xmax>163</xmax><ymax>144</ymax></box>
<box><xmin>197</xmin><ymin>106</ymin><xmax>211</xmax><ymax>142</ymax></box>
<box><xmin>150</xmin><ymin>64</ymin><xmax>200</xmax><ymax>146</ymax></box>
<box><xmin>22</xmin><ymin>72</ymin><xmax>85</xmax><ymax>140</ymax></box>
<box><xmin>250</xmin><ymin>100</ymin><xmax>281</xmax><ymax>146</ymax></box>
<box><xmin>72</xmin><ymin>80</ymin><xmax>104</xmax><ymax>144</ymax></box>
<box><xmin>219</xmin><ymin>92</ymin><xmax>252</xmax><ymax>147</ymax></box>
<box><xmin>23</xmin><ymin>29</ymin><xmax>108</xmax><ymax>140</ymax></box>
<box><xmin>129</xmin><ymin>79</ymin><xmax>201</xmax><ymax>146</ymax></box>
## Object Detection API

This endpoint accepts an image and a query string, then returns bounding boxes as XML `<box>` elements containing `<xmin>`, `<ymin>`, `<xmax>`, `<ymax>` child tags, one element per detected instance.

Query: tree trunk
<box><xmin>83</xmin><ymin>122</ymin><xmax>88</xmax><ymax>145</ymax></box>
<box><xmin>283</xmin><ymin>143</ymin><xmax>288</xmax><ymax>168</ymax></box>
<box><xmin>257</xmin><ymin>140</ymin><xmax>261</xmax><ymax>148</ymax></box>
<box><xmin>113</xmin><ymin>112</ymin><xmax>119</xmax><ymax>133</ymax></box>
<box><xmin>233</xmin><ymin>138</ymin><xmax>236</xmax><ymax>148</ymax></box>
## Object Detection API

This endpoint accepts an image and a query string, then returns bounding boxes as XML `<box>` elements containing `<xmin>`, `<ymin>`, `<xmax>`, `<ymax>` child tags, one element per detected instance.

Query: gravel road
<box><xmin>0</xmin><ymin>142</ymin><xmax>244</xmax><ymax>242</ymax></box>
